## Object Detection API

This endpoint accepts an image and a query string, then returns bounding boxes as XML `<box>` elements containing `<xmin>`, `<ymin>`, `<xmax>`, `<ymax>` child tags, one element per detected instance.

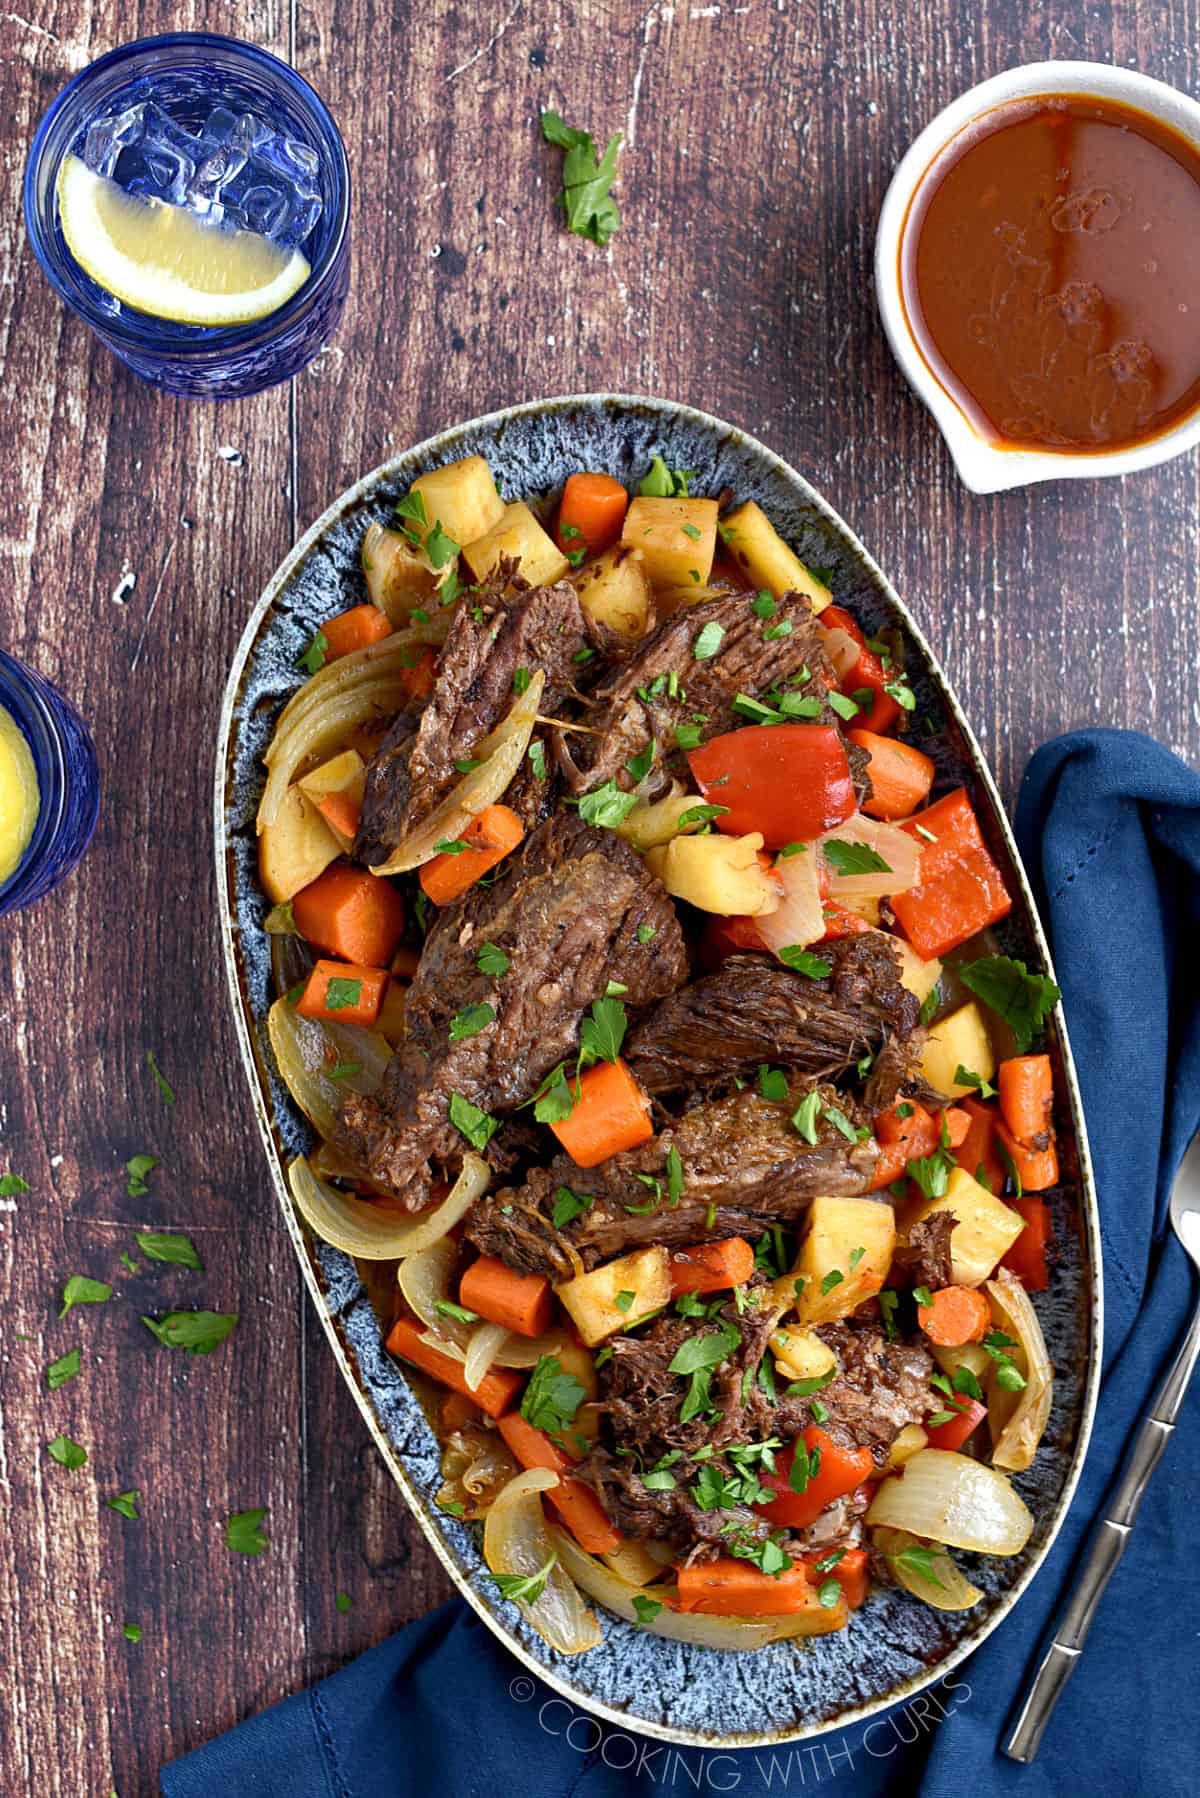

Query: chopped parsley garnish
<box><xmin>823</xmin><ymin>839</ymin><xmax>891</xmax><ymax>877</ymax></box>
<box><xmin>395</xmin><ymin>490</ymin><xmax>428</xmax><ymax>537</ymax></box>
<box><xmin>674</xmin><ymin>723</ymin><xmax>703</xmax><ymax>750</ymax></box>
<box><xmin>532</xmin><ymin>1063</ymin><xmax>579</xmax><ymax>1124</ymax></box>
<box><xmin>448</xmin><ymin>1092</ymin><xmax>499</xmax><ymax>1150</ymax></box>
<box><xmin>778</xmin><ymin>946</ymin><xmax>833</xmax><ymax>979</ymax></box>
<box><xmin>572</xmin><ymin>645</ymin><xmax>596</xmax><ymax>664</ymax></box>
<box><xmin>449</xmin><ymin>1002</ymin><xmax>496</xmax><ymax>1042</ymax></box>
<box><xmin>60</xmin><ymin>1275</ymin><xmax>112</xmax><ymax>1319</ymax></box>
<box><xmin>455</xmin><ymin>757</ymin><xmax>483</xmax><ymax>774</ymax></box>
<box><xmin>476</xmin><ymin>941</ymin><xmax>509</xmax><ymax>977</ymax></box>
<box><xmin>817</xmin><ymin>1578</ymin><xmax>842</xmax><ymax>1609</ymax></box>
<box><xmin>521</xmin><ymin>1355</ymin><xmax>586</xmax><ymax>1436</ymax></box>
<box><xmin>540</xmin><ymin>109</ymin><xmax>622</xmax><ymax>247</ymax></box>
<box><xmin>435</xmin><ymin>1299</ymin><xmax>480</xmax><ymax>1325</ymax></box>
<box><xmin>637</xmin><ymin>456</ymin><xmax>694</xmax><ymax>498</ymax></box>
<box><xmin>433</xmin><ymin>838</ymin><xmax>470</xmax><ymax>855</ymax></box>
<box><xmin>47</xmin><ymin>1435</ymin><xmax>87</xmax><ymax>1470</ymax></box>
<box><xmin>146</xmin><ymin>1051</ymin><xmax>175</xmax><ymax>1105</ymax></box>
<box><xmin>823</xmin><ymin>1105</ymin><xmax>859</xmax><ymax>1143</ymax></box>
<box><xmin>954</xmin><ymin>1064</ymin><xmax>998</xmax><ymax>1100</ymax></box>
<box><xmin>490</xmin><ymin>1552</ymin><xmax>558</xmax><ymax>1606</ymax></box>
<box><xmin>626</xmin><ymin>738</ymin><xmax>656</xmax><ymax>783</ymax></box>
<box><xmin>681</xmin><ymin>522</ymin><xmax>702</xmax><ymax>541</ymax></box>
<box><xmin>324</xmin><ymin>977</ymin><xmax>364</xmax><ymax>1011</ymax></box>
<box><xmin>107</xmin><ymin>1490</ymin><xmax>140</xmax><ymax>1520</ymax></box>
<box><xmin>758</xmin><ymin>1065</ymin><xmax>788</xmax><ymax>1102</ymax></box>
<box><xmin>637</xmin><ymin>923</ymin><xmax>657</xmax><ymax>944</ymax></box>
<box><xmin>732</xmin><ymin>693</ymin><xmax>782</xmax><ymax>725</ymax></box>
<box><xmin>888</xmin><ymin>1543</ymin><xmax>945</xmax><ymax>1588</ymax></box>
<box><xmin>959</xmin><ymin>956</ymin><xmax>1061</xmax><ymax>1054</ymax></box>
<box><xmin>135</xmin><ymin>1231</ymin><xmax>203</xmax><ymax>1270</ymax></box>
<box><xmin>327</xmin><ymin>1061</ymin><xmax>364</xmax><ymax>1082</ymax></box>
<box><xmin>670</xmin><ymin>1320</ymin><xmax>740</xmax><ymax>1423</ymax></box>
<box><xmin>907</xmin><ymin>1148</ymin><xmax>956</xmax><ymax>1201</ymax></box>
<box><xmin>512</xmin><ymin>667</ymin><xmax>531</xmax><ymax>694</ymax></box>
<box><xmin>225</xmin><ymin>1509</ymin><xmax>269</xmax><ymax>1556</ymax></box>
<box><xmin>579</xmin><ymin>994</ymin><xmax>628</xmax><ymax>1064</ymax></box>
<box><xmin>879</xmin><ymin>1289</ymin><xmax>900</xmax><ymax>1342</ymax></box>
<box><xmin>791</xmin><ymin>1091</ymin><xmax>822</xmax><ymax>1143</ymax></box>
<box><xmin>751</xmin><ymin>591</ymin><xmax>776</xmax><ymax>619</ymax></box>
<box><xmin>125</xmin><ymin>1154</ymin><xmax>158</xmax><ymax>1198</ymax></box>
<box><xmin>297</xmin><ymin>630</ymin><xmax>328</xmax><ymax>674</ymax></box>
<box><xmin>820</xmin><ymin>1268</ymin><xmax>844</xmax><ymax>1296</ymax></box>
<box><xmin>763</xmin><ymin>621</ymin><xmax>794</xmax><ymax>641</ymax></box>
<box><xmin>784</xmin><ymin>1368</ymin><xmax>836</xmax><ymax>1398</ymax></box>
<box><xmin>777</xmin><ymin>842</ymin><xmax>808</xmax><ymax>859</ymax></box>
<box><xmin>884</xmin><ymin>678</ymin><xmax>916</xmax><ymax>711</ymax></box>
<box><xmin>789</xmin><ymin>1439</ymin><xmax>822</xmax><ymax>1493</ymax></box>
<box><xmin>677</xmin><ymin>803</ymin><xmax>729</xmax><ymax>828</ymax></box>
<box><xmin>614</xmin><ymin>1289</ymin><xmax>636</xmax><ymax>1314</ymax></box>
<box><xmin>983</xmin><ymin>1329</ymin><xmax>1027</xmax><ymax>1392</ymax></box>
<box><xmin>722</xmin><ymin>1525</ymin><xmax>793</xmax><ymax>1577</ymax></box>
<box><xmin>578</xmin><ymin>779</ymin><xmax>640</xmax><ymax>829</ymax></box>
<box><xmin>47</xmin><ymin>1348</ymin><xmax>81</xmax><ymax>1390</ymax></box>
<box><xmin>919</xmin><ymin>983</ymin><xmax>942</xmax><ymax>1028</ymax></box>
<box><xmin>914</xmin><ymin>1285</ymin><xmax>933</xmax><ymax>1309</ymax></box>
<box><xmin>692</xmin><ymin>621</ymin><xmax>724</xmax><ymax>661</ymax></box>
<box><xmin>0</xmin><ymin>1172</ymin><xmax>30</xmax><ymax>1196</ymax></box>
<box><xmin>123</xmin><ymin>1622</ymin><xmax>143</xmax><ymax>1643</ymax></box>
<box><xmin>827</xmin><ymin>691</ymin><xmax>860</xmax><ymax>721</ymax></box>
<box><xmin>143</xmin><ymin>1310</ymin><xmax>239</xmax><ymax>1354</ymax></box>
<box><xmin>425</xmin><ymin>521</ymin><xmax>458</xmax><ymax>569</ymax></box>
<box><xmin>665</xmin><ymin>1145</ymin><xmax>685</xmax><ymax>1206</ymax></box>
<box><xmin>551</xmin><ymin>1185</ymin><xmax>593</xmax><ymax>1227</ymax></box>
<box><xmin>336</xmin><ymin>1592</ymin><xmax>354</xmax><ymax>1613</ymax></box>
<box><xmin>632</xmin><ymin>1594</ymin><xmax>663</xmax><ymax>1625</ymax></box>
<box><xmin>914</xmin><ymin>822</ymin><xmax>938</xmax><ymax>843</ymax></box>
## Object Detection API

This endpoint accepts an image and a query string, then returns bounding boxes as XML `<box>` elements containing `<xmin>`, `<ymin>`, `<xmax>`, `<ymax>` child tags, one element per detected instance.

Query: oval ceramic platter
<box><xmin>215</xmin><ymin>393</ymin><xmax>1101</xmax><ymax>1748</ymax></box>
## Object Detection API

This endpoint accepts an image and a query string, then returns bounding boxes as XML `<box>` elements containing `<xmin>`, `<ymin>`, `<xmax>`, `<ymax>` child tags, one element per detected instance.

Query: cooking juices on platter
<box><xmin>901</xmin><ymin>94</ymin><xmax>1200</xmax><ymax>452</ymax></box>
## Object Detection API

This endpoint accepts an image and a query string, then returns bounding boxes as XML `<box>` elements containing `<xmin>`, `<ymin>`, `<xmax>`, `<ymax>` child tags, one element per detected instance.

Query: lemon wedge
<box><xmin>56</xmin><ymin>153</ymin><xmax>310</xmax><ymax>327</ymax></box>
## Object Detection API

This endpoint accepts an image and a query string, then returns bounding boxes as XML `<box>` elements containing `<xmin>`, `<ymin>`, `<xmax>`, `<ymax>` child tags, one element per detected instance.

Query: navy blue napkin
<box><xmin>163</xmin><ymin>729</ymin><xmax>1200</xmax><ymax>1798</ymax></box>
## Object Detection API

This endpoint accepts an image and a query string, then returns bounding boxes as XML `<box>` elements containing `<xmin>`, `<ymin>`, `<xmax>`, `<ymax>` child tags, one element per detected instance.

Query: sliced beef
<box><xmin>806</xmin><ymin>1320</ymin><xmax>935</xmax><ymax>1462</ymax></box>
<box><xmin>556</xmin><ymin>590</ymin><xmax>834</xmax><ymax>793</ymax></box>
<box><xmin>466</xmin><ymin>1078</ymin><xmax>881</xmax><ymax>1278</ymax></box>
<box><xmin>336</xmin><ymin>813</ymin><xmax>688</xmax><ymax>1206</ymax></box>
<box><xmin>625</xmin><ymin>938</ymin><xmax>920</xmax><ymax>1095</ymax></box>
<box><xmin>892</xmin><ymin>1211</ymin><xmax>956</xmax><ymax>1291</ymax></box>
<box><xmin>354</xmin><ymin>574</ymin><xmax>593</xmax><ymax>866</ymax></box>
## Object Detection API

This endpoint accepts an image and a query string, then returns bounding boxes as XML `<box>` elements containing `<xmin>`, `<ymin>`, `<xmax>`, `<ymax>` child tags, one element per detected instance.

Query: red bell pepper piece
<box><xmin>956</xmin><ymin>1097</ymin><xmax>1007</xmax><ymax>1197</ymax></box>
<box><xmin>925</xmin><ymin>1397</ymin><xmax>988</xmax><ymax>1452</ymax></box>
<box><xmin>821</xmin><ymin>605</ymin><xmax>901</xmax><ymax>733</ymax></box>
<box><xmin>1001</xmin><ymin>1196</ymin><xmax>1052</xmax><ymax>1290</ymax></box>
<box><xmin>819</xmin><ymin>899</ymin><xmax>875</xmax><ymax>941</ymax></box>
<box><xmin>890</xmin><ymin>789</ymin><xmax>1013</xmax><ymax>959</ymax></box>
<box><xmin>687</xmin><ymin>724</ymin><xmax>856</xmax><ymax>850</ymax></box>
<box><xmin>698</xmin><ymin>914</ymin><xmax>767</xmax><ymax>967</ymax></box>
<box><xmin>753</xmin><ymin>1427</ymin><xmax>874</xmax><ymax>1529</ymax></box>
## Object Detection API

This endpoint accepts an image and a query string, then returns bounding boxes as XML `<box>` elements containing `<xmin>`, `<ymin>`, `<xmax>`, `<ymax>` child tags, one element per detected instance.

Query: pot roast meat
<box><xmin>337</xmin><ymin>813</ymin><xmax>688</xmax><ymax>1205</ymax></box>
<box><xmin>892</xmin><ymin>1211</ymin><xmax>957</xmax><ymax>1292</ymax></box>
<box><xmin>354</xmin><ymin>573</ymin><xmax>593</xmax><ymax>866</ymax></box>
<box><xmin>465</xmin><ymin>1077</ymin><xmax>881</xmax><ymax>1279</ymax></box>
<box><xmin>625</xmin><ymin>938</ymin><xmax>920</xmax><ymax>1094</ymax></box>
<box><xmin>556</xmin><ymin>589</ymin><xmax>835</xmax><ymax>793</ymax></box>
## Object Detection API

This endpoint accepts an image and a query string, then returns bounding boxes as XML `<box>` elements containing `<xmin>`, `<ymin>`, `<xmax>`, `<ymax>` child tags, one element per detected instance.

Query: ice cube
<box><xmin>83</xmin><ymin>100</ymin><xmax>147</xmax><ymax>178</ymax></box>
<box><xmin>126</xmin><ymin>102</ymin><xmax>200</xmax><ymax>206</ymax></box>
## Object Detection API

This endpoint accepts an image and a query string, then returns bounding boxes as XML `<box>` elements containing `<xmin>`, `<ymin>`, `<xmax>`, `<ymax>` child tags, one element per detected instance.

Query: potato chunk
<box><xmin>258</xmin><ymin>784</ymin><xmax>341</xmax><ymax>904</ymax></box>
<box><xmin>572</xmin><ymin>544</ymin><xmax>651</xmax><ymax>638</ymax></box>
<box><xmin>463</xmin><ymin>501</ymin><xmax>569</xmax><ymax>587</ymax></box>
<box><xmin>789</xmin><ymin>1196</ymin><xmax>896</xmax><ymax>1326</ymax></box>
<box><xmin>893</xmin><ymin>938</ymin><xmax>943</xmax><ymax>1007</ymax></box>
<box><xmin>919</xmin><ymin>1000</ymin><xmax>995</xmax><ymax>1097</ymax></box>
<box><xmin>409</xmin><ymin>455</ymin><xmax>505</xmax><ymax>551</ymax></box>
<box><xmin>769</xmin><ymin>1326</ymin><xmax>838</xmax><ymax>1384</ymax></box>
<box><xmin>620</xmin><ymin>497</ymin><xmax>718</xmax><ymax>590</ymax></box>
<box><xmin>555</xmin><ymin>1247</ymin><xmax>671</xmax><ymax>1346</ymax></box>
<box><xmin>645</xmin><ymin>831</ymin><xmax>780</xmax><ymax>916</ymax></box>
<box><xmin>719</xmin><ymin>500</ymin><xmax>832</xmax><ymax>613</ymax></box>
<box><xmin>906</xmin><ymin>1166</ymin><xmax>1024</xmax><ymax>1287</ymax></box>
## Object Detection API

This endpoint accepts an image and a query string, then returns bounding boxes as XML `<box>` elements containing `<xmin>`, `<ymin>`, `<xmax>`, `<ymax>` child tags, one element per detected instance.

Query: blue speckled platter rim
<box><xmin>213</xmin><ymin>392</ymin><xmax>1102</xmax><ymax>1748</ymax></box>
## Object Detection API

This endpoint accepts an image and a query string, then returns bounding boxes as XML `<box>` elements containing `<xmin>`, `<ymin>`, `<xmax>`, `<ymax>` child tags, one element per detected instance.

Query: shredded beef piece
<box><xmin>626</xmin><ymin>939</ymin><xmax>919</xmax><ymax>1095</ymax></box>
<box><xmin>892</xmin><ymin>1212</ymin><xmax>957</xmax><ymax>1292</ymax></box>
<box><xmin>354</xmin><ymin>574</ymin><xmax>593</xmax><ymax>866</ymax></box>
<box><xmin>466</xmin><ymin>1079</ymin><xmax>881</xmax><ymax>1278</ymax></box>
<box><xmin>337</xmin><ymin>813</ymin><xmax>688</xmax><ymax>1206</ymax></box>
<box><xmin>807</xmin><ymin>1320</ymin><xmax>935</xmax><ymax>1462</ymax></box>
<box><xmin>555</xmin><ymin>591</ymin><xmax>834</xmax><ymax>793</ymax></box>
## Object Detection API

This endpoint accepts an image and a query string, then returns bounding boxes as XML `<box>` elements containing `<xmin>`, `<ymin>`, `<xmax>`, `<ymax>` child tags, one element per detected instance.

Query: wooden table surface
<box><xmin>2</xmin><ymin>2</ymin><xmax>1198</xmax><ymax>1792</ymax></box>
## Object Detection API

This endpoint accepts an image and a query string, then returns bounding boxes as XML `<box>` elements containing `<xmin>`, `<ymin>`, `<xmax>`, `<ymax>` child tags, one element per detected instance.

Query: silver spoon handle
<box><xmin>1004</xmin><ymin>1295</ymin><xmax>1200</xmax><ymax>1764</ymax></box>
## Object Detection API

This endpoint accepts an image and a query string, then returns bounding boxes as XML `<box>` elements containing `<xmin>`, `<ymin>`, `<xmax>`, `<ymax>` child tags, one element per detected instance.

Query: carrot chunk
<box><xmin>891</xmin><ymin>789</ymin><xmax>1013</xmax><ymax>959</ymax></box>
<box><xmin>322</xmin><ymin>604</ymin><xmax>394</xmax><ymax>661</ymax></box>
<box><xmin>556</xmin><ymin>472</ymin><xmax>628</xmax><ymax>557</ymax></box>
<box><xmin>848</xmin><ymin>729</ymin><xmax>935</xmax><ymax>820</ymax></box>
<box><xmin>997</xmin><ymin>1119</ymin><xmax>1059</xmax><ymax>1192</ymax></box>
<box><xmin>804</xmin><ymin>1545</ymin><xmax>869</xmax><ymax>1610</ymax></box>
<box><xmin>419</xmin><ymin>804</ymin><xmax>525</xmax><ymax>907</ymax></box>
<box><xmin>916</xmin><ymin>1284</ymin><xmax>992</xmax><ymax>1347</ymax></box>
<box><xmin>668</xmin><ymin>1237</ymin><xmax>756</xmax><ymax>1297</ymax></box>
<box><xmin>998</xmin><ymin>1055</ymin><xmax>1054</xmax><ymax>1148</ymax></box>
<box><xmin>497</xmin><ymin>1412</ymin><xmax>621</xmax><ymax>1554</ymax></box>
<box><xmin>316</xmin><ymin>788</ymin><xmax>363</xmax><ymax>846</ymax></box>
<box><xmin>1001</xmin><ymin>1196</ymin><xmax>1052</xmax><ymax>1289</ymax></box>
<box><xmin>673</xmin><ymin>1559</ymin><xmax>813</xmax><ymax>1617</ymax></box>
<box><xmin>957</xmin><ymin>1096</ymin><xmax>1006</xmax><ymax>1196</ymax></box>
<box><xmin>292</xmin><ymin>864</ymin><xmax>405</xmax><ymax>967</ymax></box>
<box><xmin>549</xmin><ymin>1058</ymin><xmax>654</xmax><ymax>1167</ymax></box>
<box><xmin>399</xmin><ymin>645</ymin><xmax>438</xmax><ymax>701</ymax></box>
<box><xmin>295</xmin><ymin>959</ymin><xmax>389</xmax><ymax>1028</ymax></box>
<box><xmin>385</xmin><ymin>1316</ymin><xmax>522</xmax><ymax>1418</ymax></box>
<box><xmin>460</xmin><ymin>1255</ymin><xmax>554</xmax><ymax>1338</ymax></box>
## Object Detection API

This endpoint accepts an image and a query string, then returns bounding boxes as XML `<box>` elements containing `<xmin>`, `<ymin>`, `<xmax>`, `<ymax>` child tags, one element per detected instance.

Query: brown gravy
<box><xmin>902</xmin><ymin>94</ymin><xmax>1200</xmax><ymax>451</ymax></box>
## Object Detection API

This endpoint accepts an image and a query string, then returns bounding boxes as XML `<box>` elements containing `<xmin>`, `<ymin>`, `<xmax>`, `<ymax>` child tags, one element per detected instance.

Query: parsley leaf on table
<box><xmin>135</xmin><ymin>1232</ymin><xmax>203</xmax><ymax>1271</ymax></box>
<box><xmin>225</xmin><ymin>1509</ymin><xmax>269</xmax><ymax>1556</ymax></box>
<box><xmin>540</xmin><ymin>112</ymin><xmax>622</xmax><ymax>247</ymax></box>
<box><xmin>60</xmin><ymin>1276</ymin><xmax>112</xmax><ymax>1319</ymax></box>
<box><xmin>141</xmin><ymin>1311</ymin><xmax>238</xmax><ymax>1355</ymax></box>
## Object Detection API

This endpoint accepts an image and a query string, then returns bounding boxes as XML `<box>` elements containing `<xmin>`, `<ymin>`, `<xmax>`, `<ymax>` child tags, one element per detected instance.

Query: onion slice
<box><xmin>865</xmin><ymin>1449</ymin><xmax>1033</xmax><ymax>1556</ymax></box>
<box><xmin>821</xmin><ymin>813</ymin><xmax>921</xmax><ymax>897</ymax></box>
<box><xmin>483</xmin><ymin>1468</ymin><xmax>602</xmax><ymax>1655</ymax></box>
<box><xmin>872</xmin><ymin>1525</ymin><xmax>983</xmax><ymax>1612</ymax></box>
<box><xmin>369</xmin><ymin>670</ymin><xmax>545</xmax><ymax>875</ymax></box>
<box><xmin>819</xmin><ymin>622</ymin><xmax>861</xmax><ymax>681</ymax></box>
<box><xmin>755</xmin><ymin>843</ymin><xmax>825</xmax><ymax>957</ymax></box>
<box><xmin>287</xmin><ymin>1151</ymin><xmax>490</xmax><ymax>1261</ymax></box>
<box><xmin>398</xmin><ymin>1239</ymin><xmax>469</xmax><ymax>1346</ymax></box>
<box><xmin>267</xmin><ymin>996</ymin><xmax>391</xmax><ymax>1139</ymax></box>
<box><xmin>985</xmin><ymin>1270</ymin><xmax>1053</xmax><ymax>1473</ymax></box>
<box><xmin>258</xmin><ymin>629</ymin><xmax>443</xmax><ymax>833</ymax></box>
<box><xmin>464</xmin><ymin>1321</ymin><xmax>512</xmax><ymax>1392</ymax></box>
<box><xmin>549</xmin><ymin>1527</ymin><xmax>846</xmax><ymax>1647</ymax></box>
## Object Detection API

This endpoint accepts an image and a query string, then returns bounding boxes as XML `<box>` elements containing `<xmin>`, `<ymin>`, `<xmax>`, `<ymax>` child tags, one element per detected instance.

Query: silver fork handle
<box><xmin>1004</xmin><ymin>1294</ymin><xmax>1200</xmax><ymax>1763</ymax></box>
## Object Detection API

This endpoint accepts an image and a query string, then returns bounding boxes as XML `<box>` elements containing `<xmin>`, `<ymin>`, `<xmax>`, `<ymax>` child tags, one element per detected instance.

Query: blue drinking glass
<box><xmin>23</xmin><ymin>33</ymin><xmax>350</xmax><ymax>399</ymax></box>
<box><xmin>0</xmin><ymin>652</ymin><xmax>100</xmax><ymax>917</ymax></box>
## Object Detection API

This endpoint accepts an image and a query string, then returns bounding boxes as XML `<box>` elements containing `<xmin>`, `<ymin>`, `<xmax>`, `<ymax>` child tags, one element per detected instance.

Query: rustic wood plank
<box><xmin>1</xmin><ymin>0</ymin><xmax>1198</xmax><ymax>1792</ymax></box>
